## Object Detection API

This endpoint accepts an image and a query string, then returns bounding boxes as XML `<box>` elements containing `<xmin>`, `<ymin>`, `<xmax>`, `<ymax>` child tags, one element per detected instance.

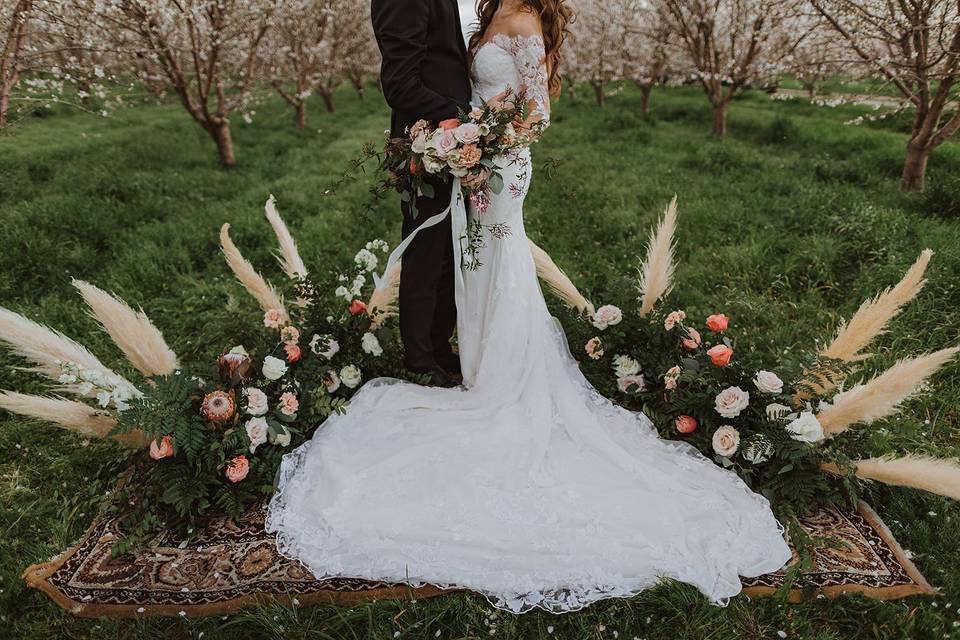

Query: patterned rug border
<box><xmin>22</xmin><ymin>500</ymin><xmax>935</xmax><ymax>618</ymax></box>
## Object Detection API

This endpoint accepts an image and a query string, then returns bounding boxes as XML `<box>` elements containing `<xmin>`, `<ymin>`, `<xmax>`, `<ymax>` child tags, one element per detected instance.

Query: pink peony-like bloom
<box><xmin>149</xmin><ymin>435</ymin><xmax>174</xmax><ymax>460</ymax></box>
<box><xmin>284</xmin><ymin>343</ymin><xmax>302</xmax><ymax>363</ymax></box>
<box><xmin>458</xmin><ymin>143</ymin><xmax>482</xmax><ymax>168</ymax></box>
<box><xmin>706</xmin><ymin>344</ymin><xmax>734</xmax><ymax>367</ymax></box>
<box><xmin>201</xmin><ymin>390</ymin><xmax>235</xmax><ymax>423</ymax></box>
<box><xmin>681</xmin><ymin>327</ymin><xmax>701</xmax><ymax>350</ymax></box>
<box><xmin>263</xmin><ymin>308</ymin><xmax>285</xmax><ymax>329</ymax></box>
<box><xmin>585</xmin><ymin>337</ymin><xmax>604</xmax><ymax>360</ymax></box>
<box><xmin>279</xmin><ymin>391</ymin><xmax>299</xmax><ymax>416</ymax></box>
<box><xmin>280</xmin><ymin>326</ymin><xmax>300</xmax><ymax>344</ymax></box>
<box><xmin>675</xmin><ymin>415</ymin><xmax>698</xmax><ymax>434</ymax></box>
<box><xmin>348</xmin><ymin>299</ymin><xmax>367</xmax><ymax>315</ymax></box>
<box><xmin>706</xmin><ymin>313</ymin><xmax>729</xmax><ymax>333</ymax></box>
<box><xmin>438</xmin><ymin>118</ymin><xmax>460</xmax><ymax>131</ymax></box>
<box><xmin>664</xmin><ymin>310</ymin><xmax>686</xmax><ymax>330</ymax></box>
<box><xmin>225</xmin><ymin>455</ymin><xmax>249</xmax><ymax>483</ymax></box>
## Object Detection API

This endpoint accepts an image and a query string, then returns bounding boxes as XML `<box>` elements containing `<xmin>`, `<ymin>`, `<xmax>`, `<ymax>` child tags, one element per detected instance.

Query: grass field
<box><xmin>1</xmin><ymin>83</ymin><xmax>960</xmax><ymax>639</ymax></box>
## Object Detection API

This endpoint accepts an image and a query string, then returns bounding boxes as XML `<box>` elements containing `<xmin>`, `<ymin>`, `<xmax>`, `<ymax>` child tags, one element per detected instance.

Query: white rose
<box><xmin>714</xmin><ymin>386</ymin><xmax>750</xmax><ymax>418</ymax></box>
<box><xmin>454</xmin><ymin>122</ymin><xmax>481</xmax><ymax>143</ymax></box>
<box><xmin>754</xmin><ymin>370</ymin><xmax>784</xmax><ymax>394</ymax></box>
<box><xmin>612</xmin><ymin>355</ymin><xmax>641</xmax><ymax>377</ymax></box>
<box><xmin>765</xmin><ymin>402</ymin><xmax>793</xmax><ymax>422</ymax></box>
<box><xmin>361</xmin><ymin>332</ymin><xmax>383</xmax><ymax>357</ymax></box>
<box><xmin>592</xmin><ymin>304</ymin><xmax>623</xmax><ymax>330</ymax></box>
<box><xmin>712</xmin><ymin>425</ymin><xmax>741</xmax><ymax>457</ymax></box>
<box><xmin>270</xmin><ymin>424</ymin><xmax>291</xmax><ymax>447</ymax></box>
<box><xmin>411</xmin><ymin>130</ymin><xmax>429</xmax><ymax>154</ymax></box>
<box><xmin>244</xmin><ymin>387</ymin><xmax>268</xmax><ymax>416</ymax></box>
<box><xmin>262</xmin><ymin>355</ymin><xmax>288</xmax><ymax>381</ymax></box>
<box><xmin>422</xmin><ymin>154</ymin><xmax>444</xmax><ymax>174</ymax></box>
<box><xmin>310</xmin><ymin>334</ymin><xmax>340</xmax><ymax>360</ymax></box>
<box><xmin>323</xmin><ymin>370</ymin><xmax>341</xmax><ymax>393</ymax></box>
<box><xmin>245</xmin><ymin>416</ymin><xmax>269</xmax><ymax>453</ymax></box>
<box><xmin>340</xmin><ymin>365</ymin><xmax>362</xmax><ymax>389</ymax></box>
<box><xmin>786</xmin><ymin>411</ymin><xmax>824</xmax><ymax>443</ymax></box>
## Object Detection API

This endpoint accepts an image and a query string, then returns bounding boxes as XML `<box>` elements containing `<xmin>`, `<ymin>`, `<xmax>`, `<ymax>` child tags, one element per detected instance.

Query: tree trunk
<box><xmin>592</xmin><ymin>81</ymin><xmax>605</xmax><ymax>107</ymax></box>
<box><xmin>295</xmin><ymin>101</ymin><xmax>307</xmax><ymax>130</ymax></box>
<box><xmin>900</xmin><ymin>142</ymin><xmax>930</xmax><ymax>192</ymax></box>
<box><xmin>565</xmin><ymin>80</ymin><xmax>577</xmax><ymax>102</ymax></box>
<box><xmin>640</xmin><ymin>85</ymin><xmax>652</xmax><ymax>114</ymax></box>
<box><xmin>0</xmin><ymin>82</ymin><xmax>11</xmax><ymax>127</ymax></box>
<box><xmin>711</xmin><ymin>102</ymin><xmax>727</xmax><ymax>137</ymax></box>
<box><xmin>320</xmin><ymin>89</ymin><xmax>335</xmax><ymax>113</ymax></box>
<box><xmin>209</xmin><ymin>120</ymin><xmax>236</xmax><ymax>167</ymax></box>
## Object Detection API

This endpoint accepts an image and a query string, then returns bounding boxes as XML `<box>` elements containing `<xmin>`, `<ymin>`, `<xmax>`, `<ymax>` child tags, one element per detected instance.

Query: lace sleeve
<box><xmin>497</xmin><ymin>33</ymin><xmax>550</xmax><ymax>130</ymax></box>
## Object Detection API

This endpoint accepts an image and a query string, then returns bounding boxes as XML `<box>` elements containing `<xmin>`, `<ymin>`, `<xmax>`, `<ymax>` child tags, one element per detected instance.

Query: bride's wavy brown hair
<box><xmin>468</xmin><ymin>0</ymin><xmax>573</xmax><ymax>98</ymax></box>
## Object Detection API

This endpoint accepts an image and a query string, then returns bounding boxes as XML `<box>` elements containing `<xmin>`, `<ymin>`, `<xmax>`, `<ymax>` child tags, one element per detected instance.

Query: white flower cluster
<box><xmin>57</xmin><ymin>360</ymin><xmax>139</xmax><ymax>411</ymax></box>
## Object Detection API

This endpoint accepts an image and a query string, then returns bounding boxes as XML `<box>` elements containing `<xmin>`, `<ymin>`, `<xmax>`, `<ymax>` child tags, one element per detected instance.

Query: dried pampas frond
<box><xmin>638</xmin><ymin>196</ymin><xmax>678</xmax><ymax>318</ymax></box>
<box><xmin>220</xmin><ymin>223</ymin><xmax>289</xmax><ymax>321</ymax></box>
<box><xmin>822</xmin><ymin>455</ymin><xmax>960</xmax><ymax>502</ymax></box>
<box><xmin>0</xmin><ymin>307</ymin><xmax>116</xmax><ymax>382</ymax></box>
<box><xmin>72</xmin><ymin>280</ymin><xmax>179</xmax><ymax>377</ymax></box>
<box><xmin>367</xmin><ymin>261</ymin><xmax>401</xmax><ymax>330</ymax></box>
<box><xmin>822</xmin><ymin>250</ymin><xmax>932</xmax><ymax>363</ymax></box>
<box><xmin>817</xmin><ymin>347</ymin><xmax>959</xmax><ymax>437</ymax></box>
<box><xmin>0</xmin><ymin>391</ymin><xmax>145</xmax><ymax>448</ymax></box>
<box><xmin>528</xmin><ymin>239</ymin><xmax>595</xmax><ymax>317</ymax></box>
<box><xmin>264</xmin><ymin>195</ymin><xmax>308</xmax><ymax>279</ymax></box>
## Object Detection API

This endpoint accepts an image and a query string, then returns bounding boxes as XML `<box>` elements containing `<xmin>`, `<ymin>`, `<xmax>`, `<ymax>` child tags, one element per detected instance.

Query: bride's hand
<box><xmin>485</xmin><ymin>88</ymin><xmax>513</xmax><ymax>110</ymax></box>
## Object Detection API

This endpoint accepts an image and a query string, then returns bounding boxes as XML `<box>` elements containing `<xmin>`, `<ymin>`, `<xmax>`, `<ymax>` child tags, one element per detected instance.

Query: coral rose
<box><xmin>438</xmin><ymin>118</ymin><xmax>460</xmax><ymax>131</ymax></box>
<box><xmin>284</xmin><ymin>343</ymin><xmax>302</xmax><ymax>363</ymax></box>
<box><xmin>681</xmin><ymin>328</ymin><xmax>701</xmax><ymax>350</ymax></box>
<box><xmin>225</xmin><ymin>455</ymin><xmax>249</xmax><ymax>483</ymax></box>
<box><xmin>348</xmin><ymin>299</ymin><xmax>367</xmax><ymax>315</ymax></box>
<box><xmin>675</xmin><ymin>415</ymin><xmax>698</xmax><ymax>434</ymax></box>
<box><xmin>279</xmin><ymin>391</ymin><xmax>299</xmax><ymax>416</ymax></box>
<box><xmin>706</xmin><ymin>344</ymin><xmax>734</xmax><ymax>367</ymax></box>
<box><xmin>149</xmin><ymin>435</ymin><xmax>174</xmax><ymax>460</ymax></box>
<box><xmin>706</xmin><ymin>314</ymin><xmax>729</xmax><ymax>333</ymax></box>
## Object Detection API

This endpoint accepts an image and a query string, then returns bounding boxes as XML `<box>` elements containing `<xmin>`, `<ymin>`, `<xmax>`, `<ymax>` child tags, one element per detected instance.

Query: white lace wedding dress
<box><xmin>266</xmin><ymin>33</ymin><xmax>792</xmax><ymax>613</ymax></box>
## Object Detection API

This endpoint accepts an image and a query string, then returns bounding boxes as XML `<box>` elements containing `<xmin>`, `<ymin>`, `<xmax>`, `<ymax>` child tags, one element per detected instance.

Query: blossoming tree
<box><xmin>0</xmin><ymin>0</ymin><xmax>31</xmax><ymax>127</ymax></box>
<box><xmin>655</xmin><ymin>0</ymin><xmax>807</xmax><ymax>136</ymax></box>
<box><xmin>620</xmin><ymin>1</ymin><xmax>675</xmax><ymax>114</ymax></box>
<box><xmin>809</xmin><ymin>0</ymin><xmax>960</xmax><ymax>192</ymax></box>
<box><xmin>566</xmin><ymin>0</ymin><xmax>628</xmax><ymax>107</ymax></box>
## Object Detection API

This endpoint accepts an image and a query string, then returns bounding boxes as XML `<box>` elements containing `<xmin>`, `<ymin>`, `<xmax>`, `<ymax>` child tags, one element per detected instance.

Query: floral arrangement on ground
<box><xmin>0</xmin><ymin>195</ymin><xmax>958</xmax><ymax>556</ymax></box>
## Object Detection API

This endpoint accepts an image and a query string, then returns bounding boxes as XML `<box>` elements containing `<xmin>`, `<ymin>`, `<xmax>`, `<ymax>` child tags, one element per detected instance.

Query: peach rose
<box><xmin>263</xmin><ymin>308</ymin><xmax>285</xmax><ymax>329</ymax></box>
<box><xmin>438</xmin><ymin>118</ymin><xmax>460</xmax><ymax>131</ymax></box>
<box><xmin>280</xmin><ymin>326</ymin><xmax>300</xmax><ymax>344</ymax></box>
<box><xmin>664</xmin><ymin>310</ymin><xmax>686</xmax><ymax>330</ymax></box>
<box><xmin>279</xmin><ymin>391</ymin><xmax>299</xmax><ymax>416</ymax></box>
<box><xmin>675</xmin><ymin>415</ymin><xmax>698</xmax><ymax>434</ymax></box>
<box><xmin>585</xmin><ymin>337</ymin><xmax>604</xmax><ymax>360</ymax></box>
<box><xmin>149</xmin><ymin>435</ymin><xmax>174</xmax><ymax>460</ymax></box>
<box><xmin>706</xmin><ymin>344</ymin><xmax>734</xmax><ymax>367</ymax></box>
<box><xmin>681</xmin><ymin>328</ymin><xmax>701</xmax><ymax>350</ymax></box>
<box><xmin>664</xmin><ymin>365</ymin><xmax>681</xmax><ymax>390</ymax></box>
<box><xmin>284</xmin><ymin>343</ymin><xmax>302</xmax><ymax>363</ymax></box>
<box><xmin>225</xmin><ymin>455</ymin><xmax>249</xmax><ymax>483</ymax></box>
<box><xmin>409</xmin><ymin>118</ymin><xmax>430</xmax><ymax>139</ymax></box>
<box><xmin>348</xmin><ymin>299</ymin><xmax>367</xmax><ymax>315</ymax></box>
<box><xmin>706</xmin><ymin>313</ymin><xmax>729</xmax><ymax>333</ymax></box>
<box><xmin>458</xmin><ymin>143</ymin><xmax>482</xmax><ymax>168</ymax></box>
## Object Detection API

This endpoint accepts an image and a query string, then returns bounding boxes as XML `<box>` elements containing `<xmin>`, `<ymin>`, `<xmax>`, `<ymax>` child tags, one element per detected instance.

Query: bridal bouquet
<box><xmin>379</xmin><ymin>90</ymin><xmax>546</xmax><ymax>214</ymax></box>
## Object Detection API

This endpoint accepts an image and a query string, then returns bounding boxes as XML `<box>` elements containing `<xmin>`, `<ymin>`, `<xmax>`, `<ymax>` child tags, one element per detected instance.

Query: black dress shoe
<box><xmin>428</xmin><ymin>365</ymin><xmax>458</xmax><ymax>388</ymax></box>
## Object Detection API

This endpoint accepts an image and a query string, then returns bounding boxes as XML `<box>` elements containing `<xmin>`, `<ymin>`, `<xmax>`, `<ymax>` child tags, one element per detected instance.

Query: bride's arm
<box><xmin>501</xmin><ymin>17</ymin><xmax>551</xmax><ymax>138</ymax></box>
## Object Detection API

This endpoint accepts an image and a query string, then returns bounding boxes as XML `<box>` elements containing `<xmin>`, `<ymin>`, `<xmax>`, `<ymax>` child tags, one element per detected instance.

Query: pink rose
<box><xmin>149</xmin><ymin>435</ymin><xmax>174</xmax><ymax>460</ymax></box>
<box><xmin>681</xmin><ymin>328</ymin><xmax>701</xmax><ymax>350</ymax></box>
<box><xmin>585</xmin><ymin>337</ymin><xmax>604</xmax><ymax>360</ymax></box>
<box><xmin>706</xmin><ymin>314</ymin><xmax>729</xmax><ymax>333</ymax></box>
<box><xmin>434</xmin><ymin>129</ymin><xmax>458</xmax><ymax>158</ymax></box>
<box><xmin>664</xmin><ymin>365</ymin><xmax>681</xmax><ymax>390</ymax></box>
<box><xmin>454</xmin><ymin>122</ymin><xmax>481</xmax><ymax>144</ymax></box>
<box><xmin>438</xmin><ymin>118</ymin><xmax>460</xmax><ymax>131</ymax></box>
<box><xmin>707</xmin><ymin>344</ymin><xmax>734</xmax><ymax>367</ymax></box>
<box><xmin>348</xmin><ymin>299</ymin><xmax>367</xmax><ymax>315</ymax></box>
<box><xmin>675</xmin><ymin>415</ymin><xmax>698</xmax><ymax>434</ymax></box>
<box><xmin>225</xmin><ymin>455</ymin><xmax>249</xmax><ymax>483</ymax></box>
<box><xmin>263</xmin><ymin>308</ymin><xmax>285</xmax><ymax>329</ymax></box>
<box><xmin>284</xmin><ymin>343</ymin><xmax>302</xmax><ymax>363</ymax></box>
<box><xmin>279</xmin><ymin>391</ymin><xmax>299</xmax><ymax>416</ymax></box>
<box><xmin>664</xmin><ymin>310</ymin><xmax>686</xmax><ymax>330</ymax></box>
<box><xmin>617</xmin><ymin>374</ymin><xmax>645</xmax><ymax>393</ymax></box>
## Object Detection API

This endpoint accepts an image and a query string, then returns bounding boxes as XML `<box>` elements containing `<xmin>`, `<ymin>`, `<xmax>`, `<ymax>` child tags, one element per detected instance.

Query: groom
<box><xmin>371</xmin><ymin>0</ymin><xmax>472</xmax><ymax>387</ymax></box>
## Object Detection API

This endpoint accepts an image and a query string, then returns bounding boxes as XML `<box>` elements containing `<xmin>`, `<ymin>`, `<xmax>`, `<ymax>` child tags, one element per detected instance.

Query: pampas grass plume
<box><xmin>528</xmin><ymin>239</ymin><xmax>595</xmax><ymax>317</ymax></box>
<box><xmin>220</xmin><ymin>223</ymin><xmax>289</xmax><ymax>321</ymax></box>
<box><xmin>638</xmin><ymin>196</ymin><xmax>678</xmax><ymax>318</ymax></box>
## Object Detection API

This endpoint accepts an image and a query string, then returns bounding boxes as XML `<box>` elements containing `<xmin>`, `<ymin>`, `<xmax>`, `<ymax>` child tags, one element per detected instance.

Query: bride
<box><xmin>266</xmin><ymin>0</ymin><xmax>792</xmax><ymax>613</ymax></box>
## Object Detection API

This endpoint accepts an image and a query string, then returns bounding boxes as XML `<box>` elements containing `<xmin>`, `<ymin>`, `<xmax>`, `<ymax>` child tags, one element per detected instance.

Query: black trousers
<box><xmin>399</xmin><ymin>178</ymin><xmax>457</xmax><ymax>372</ymax></box>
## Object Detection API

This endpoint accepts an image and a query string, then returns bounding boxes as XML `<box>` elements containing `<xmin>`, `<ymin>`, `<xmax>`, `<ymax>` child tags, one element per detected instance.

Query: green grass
<box><xmin>1</xmin><ymin>83</ymin><xmax>960</xmax><ymax>639</ymax></box>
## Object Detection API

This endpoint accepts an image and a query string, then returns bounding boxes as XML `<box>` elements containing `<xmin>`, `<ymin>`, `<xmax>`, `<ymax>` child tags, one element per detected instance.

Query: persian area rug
<box><xmin>23</xmin><ymin>500</ymin><xmax>934</xmax><ymax>618</ymax></box>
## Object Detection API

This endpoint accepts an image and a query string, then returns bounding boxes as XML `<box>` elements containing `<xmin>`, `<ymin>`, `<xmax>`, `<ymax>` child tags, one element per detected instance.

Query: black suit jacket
<box><xmin>371</xmin><ymin>0</ymin><xmax>472</xmax><ymax>139</ymax></box>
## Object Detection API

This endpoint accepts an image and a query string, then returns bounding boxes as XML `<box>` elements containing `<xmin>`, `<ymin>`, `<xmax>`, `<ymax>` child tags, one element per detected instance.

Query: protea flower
<box><xmin>201</xmin><ymin>390</ymin><xmax>235</xmax><ymax>423</ymax></box>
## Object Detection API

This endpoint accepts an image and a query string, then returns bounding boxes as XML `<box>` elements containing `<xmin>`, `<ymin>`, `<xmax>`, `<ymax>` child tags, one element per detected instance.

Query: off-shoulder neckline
<box><xmin>474</xmin><ymin>32</ymin><xmax>545</xmax><ymax>56</ymax></box>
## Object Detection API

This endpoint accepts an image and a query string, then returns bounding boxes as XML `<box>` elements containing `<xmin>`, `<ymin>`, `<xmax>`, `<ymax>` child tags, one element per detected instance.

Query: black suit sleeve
<box><xmin>371</xmin><ymin>0</ymin><xmax>469</xmax><ymax>125</ymax></box>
